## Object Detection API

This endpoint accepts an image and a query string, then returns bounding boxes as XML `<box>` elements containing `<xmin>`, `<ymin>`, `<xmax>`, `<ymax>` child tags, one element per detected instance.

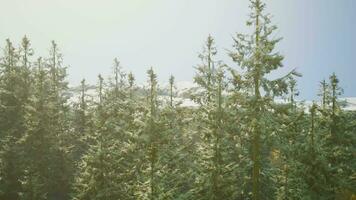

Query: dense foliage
<box><xmin>0</xmin><ymin>1</ymin><xmax>355</xmax><ymax>199</ymax></box>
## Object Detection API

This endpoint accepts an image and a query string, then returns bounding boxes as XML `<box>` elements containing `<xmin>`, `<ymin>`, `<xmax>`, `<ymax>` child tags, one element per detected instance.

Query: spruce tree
<box><xmin>0</xmin><ymin>37</ymin><xmax>33</xmax><ymax>199</ymax></box>
<box><xmin>147</xmin><ymin>68</ymin><xmax>159</xmax><ymax>200</ymax></box>
<box><xmin>45</xmin><ymin>40</ymin><xmax>73</xmax><ymax>199</ymax></box>
<box><xmin>73</xmin><ymin>74</ymin><xmax>123</xmax><ymax>200</ymax></box>
<box><xmin>228</xmin><ymin>0</ymin><xmax>299</xmax><ymax>198</ymax></box>
<box><xmin>191</xmin><ymin>35</ymin><xmax>230</xmax><ymax>199</ymax></box>
<box><xmin>323</xmin><ymin>73</ymin><xmax>354</xmax><ymax>198</ymax></box>
<box><xmin>74</xmin><ymin>62</ymin><xmax>141</xmax><ymax>199</ymax></box>
<box><xmin>71</xmin><ymin>78</ymin><xmax>94</xmax><ymax>160</ymax></box>
<box><xmin>318</xmin><ymin>79</ymin><xmax>331</xmax><ymax>110</ymax></box>
<box><xmin>21</xmin><ymin>57</ymin><xmax>52</xmax><ymax>200</ymax></box>
<box><xmin>158</xmin><ymin>75</ymin><xmax>196</xmax><ymax>199</ymax></box>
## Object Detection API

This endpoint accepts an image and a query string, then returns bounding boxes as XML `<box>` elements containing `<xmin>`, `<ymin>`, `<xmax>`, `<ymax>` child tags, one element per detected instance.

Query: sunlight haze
<box><xmin>0</xmin><ymin>0</ymin><xmax>355</xmax><ymax>99</ymax></box>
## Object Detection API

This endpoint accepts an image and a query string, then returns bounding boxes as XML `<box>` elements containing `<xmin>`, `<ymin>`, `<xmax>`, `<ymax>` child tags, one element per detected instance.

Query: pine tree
<box><xmin>72</xmin><ymin>78</ymin><xmax>94</xmax><ymax>160</ymax></box>
<box><xmin>45</xmin><ymin>40</ymin><xmax>73</xmax><ymax>199</ymax></box>
<box><xmin>228</xmin><ymin>0</ymin><xmax>299</xmax><ymax>198</ymax></box>
<box><xmin>157</xmin><ymin>75</ymin><xmax>196</xmax><ymax>199</ymax></box>
<box><xmin>288</xmin><ymin>78</ymin><xmax>299</xmax><ymax>110</ymax></box>
<box><xmin>147</xmin><ymin>68</ymin><xmax>159</xmax><ymax>200</ymax></box>
<box><xmin>273</xmin><ymin>77</ymin><xmax>312</xmax><ymax>199</ymax></box>
<box><xmin>73</xmin><ymin>74</ymin><xmax>123</xmax><ymax>200</ymax></box>
<box><xmin>21</xmin><ymin>57</ymin><xmax>52</xmax><ymax>200</ymax></box>
<box><xmin>0</xmin><ymin>37</ymin><xmax>33</xmax><ymax>199</ymax></box>
<box><xmin>322</xmin><ymin>73</ymin><xmax>354</xmax><ymax>198</ymax></box>
<box><xmin>74</xmin><ymin>75</ymin><xmax>109</xmax><ymax>200</ymax></box>
<box><xmin>329</xmin><ymin>73</ymin><xmax>342</xmax><ymax>138</ymax></box>
<box><xmin>303</xmin><ymin>102</ymin><xmax>334</xmax><ymax>199</ymax></box>
<box><xmin>169</xmin><ymin>75</ymin><xmax>174</xmax><ymax>108</ymax></box>
<box><xmin>105</xmin><ymin>59</ymin><xmax>140</xmax><ymax>198</ymax></box>
<box><xmin>74</xmin><ymin>63</ymin><xmax>141</xmax><ymax>199</ymax></box>
<box><xmin>318</xmin><ymin>79</ymin><xmax>331</xmax><ymax>110</ymax></box>
<box><xmin>191</xmin><ymin>35</ymin><xmax>231</xmax><ymax>199</ymax></box>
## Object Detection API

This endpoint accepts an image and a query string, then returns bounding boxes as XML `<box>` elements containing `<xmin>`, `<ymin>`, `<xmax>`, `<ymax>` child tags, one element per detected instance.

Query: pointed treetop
<box><xmin>128</xmin><ymin>72</ymin><xmax>135</xmax><ymax>88</ymax></box>
<box><xmin>147</xmin><ymin>67</ymin><xmax>157</xmax><ymax>85</ymax></box>
<box><xmin>169</xmin><ymin>75</ymin><xmax>174</xmax><ymax>86</ymax></box>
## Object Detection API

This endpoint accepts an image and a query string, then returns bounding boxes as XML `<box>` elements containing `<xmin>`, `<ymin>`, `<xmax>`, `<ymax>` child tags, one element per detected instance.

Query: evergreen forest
<box><xmin>0</xmin><ymin>0</ymin><xmax>355</xmax><ymax>199</ymax></box>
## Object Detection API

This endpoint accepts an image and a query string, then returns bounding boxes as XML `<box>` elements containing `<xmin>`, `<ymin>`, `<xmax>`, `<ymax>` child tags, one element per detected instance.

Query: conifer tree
<box><xmin>229</xmin><ymin>0</ymin><xmax>299</xmax><ymax>198</ymax></box>
<box><xmin>157</xmin><ymin>75</ymin><xmax>196</xmax><ymax>199</ymax></box>
<box><xmin>0</xmin><ymin>37</ymin><xmax>33</xmax><ymax>199</ymax></box>
<box><xmin>169</xmin><ymin>75</ymin><xmax>174</xmax><ymax>107</ymax></box>
<box><xmin>73</xmin><ymin>74</ymin><xmax>125</xmax><ymax>200</ymax></box>
<box><xmin>72</xmin><ymin>78</ymin><xmax>94</xmax><ymax>160</ymax></box>
<box><xmin>45</xmin><ymin>40</ymin><xmax>73</xmax><ymax>199</ymax></box>
<box><xmin>323</xmin><ymin>73</ymin><xmax>354</xmax><ymax>198</ymax></box>
<box><xmin>74</xmin><ymin>62</ymin><xmax>141</xmax><ymax>199</ymax></box>
<box><xmin>191</xmin><ymin>35</ymin><xmax>231</xmax><ymax>199</ymax></box>
<box><xmin>106</xmin><ymin>60</ymin><xmax>141</xmax><ymax>198</ymax></box>
<box><xmin>147</xmin><ymin>68</ymin><xmax>159</xmax><ymax>200</ymax></box>
<box><xmin>329</xmin><ymin>73</ymin><xmax>342</xmax><ymax>138</ymax></box>
<box><xmin>303</xmin><ymin>103</ymin><xmax>333</xmax><ymax>198</ymax></box>
<box><xmin>318</xmin><ymin>79</ymin><xmax>331</xmax><ymax>110</ymax></box>
<box><xmin>21</xmin><ymin>57</ymin><xmax>52</xmax><ymax>200</ymax></box>
<box><xmin>273</xmin><ymin>79</ymin><xmax>308</xmax><ymax>199</ymax></box>
<box><xmin>288</xmin><ymin>78</ymin><xmax>299</xmax><ymax>110</ymax></box>
<box><xmin>74</xmin><ymin>75</ymin><xmax>112</xmax><ymax>200</ymax></box>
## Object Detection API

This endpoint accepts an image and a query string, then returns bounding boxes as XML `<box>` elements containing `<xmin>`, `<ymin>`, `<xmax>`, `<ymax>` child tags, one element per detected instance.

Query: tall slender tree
<box><xmin>21</xmin><ymin>57</ymin><xmax>52</xmax><ymax>200</ymax></box>
<box><xmin>0</xmin><ymin>37</ymin><xmax>33</xmax><ymax>200</ymax></box>
<box><xmin>45</xmin><ymin>40</ymin><xmax>72</xmax><ymax>199</ymax></box>
<box><xmin>192</xmin><ymin>35</ymin><xmax>230</xmax><ymax>199</ymax></box>
<box><xmin>147</xmin><ymin>68</ymin><xmax>159</xmax><ymax>200</ymax></box>
<box><xmin>229</xmin><ymin>0</ymin><xmax>299</xmax><ymax>198</ymax></box>
<box><xmin>318</xmin><ymin>79</ymin><xmax>331</xmax><ymax>110</ymax></box>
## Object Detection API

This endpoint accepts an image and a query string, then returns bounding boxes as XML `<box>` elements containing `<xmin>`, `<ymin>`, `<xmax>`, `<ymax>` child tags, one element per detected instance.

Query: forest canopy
<box><xmin>0</xmin><ymin>0</ymin><xmax>355</xmax><ymax>200</ymax></box>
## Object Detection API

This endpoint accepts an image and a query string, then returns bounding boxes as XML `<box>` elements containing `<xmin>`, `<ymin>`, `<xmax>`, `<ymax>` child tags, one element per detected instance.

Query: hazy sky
<box><xmin>0</xmin><ymin>0</ymin><xmax>355</xmax><ymax>99</ymax></box>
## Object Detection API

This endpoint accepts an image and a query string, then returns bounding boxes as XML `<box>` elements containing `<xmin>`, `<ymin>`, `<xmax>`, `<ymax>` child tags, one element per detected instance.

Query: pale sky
<box><xmin>0</xmin><ymin>0</ymin><xmax>355</xmax><ymax>99</ymax></box>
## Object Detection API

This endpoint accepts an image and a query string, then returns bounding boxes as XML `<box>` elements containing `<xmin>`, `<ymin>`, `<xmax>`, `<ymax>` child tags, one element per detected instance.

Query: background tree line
<box><xmin>0</xmin><ymin>0</ymin><xmax>355</xmax><ymax>199</ymax></box>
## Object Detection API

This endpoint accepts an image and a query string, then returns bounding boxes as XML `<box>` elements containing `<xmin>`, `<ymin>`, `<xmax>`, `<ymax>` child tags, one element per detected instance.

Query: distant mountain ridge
<box><xmin>67</xmin><ymin>81</ymin><xmax>356</xmax><ymax>111</ymax></box>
